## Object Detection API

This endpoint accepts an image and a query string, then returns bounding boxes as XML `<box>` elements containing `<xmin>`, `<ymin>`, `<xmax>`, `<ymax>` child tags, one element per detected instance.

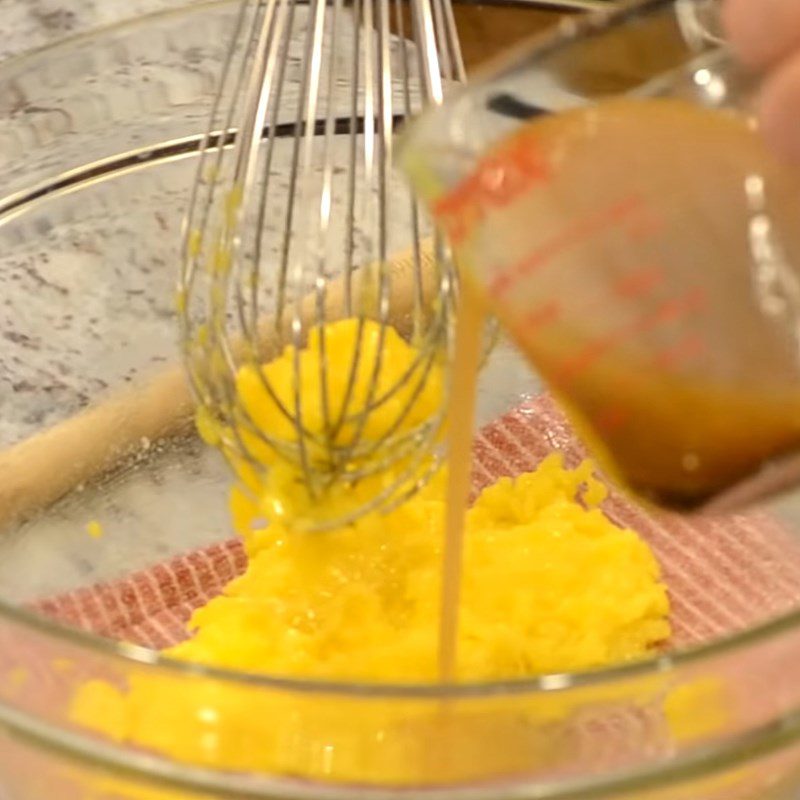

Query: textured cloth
<box><xmin>31</xmin><ymin>394</ymin><xmax>800</xmax><ymax>651</ymax></box>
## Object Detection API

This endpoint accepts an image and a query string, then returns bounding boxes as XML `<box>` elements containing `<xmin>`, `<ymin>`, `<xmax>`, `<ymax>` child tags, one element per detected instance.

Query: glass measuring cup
<box><xmin>400</xmin><ymin>0</ymin><xmax>800</xmax><ymax>514</ymax></box>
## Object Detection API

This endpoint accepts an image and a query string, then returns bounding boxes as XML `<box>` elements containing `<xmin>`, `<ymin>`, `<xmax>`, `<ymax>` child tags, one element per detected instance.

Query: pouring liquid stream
<box><xmin>439</xmin><ymin>281</ymin><xmax>486</xmax><ymax>682</ymax></box>
<box><xmin>430</xmin><ymin>96</ymin><xmax>800</xmax><ymax>681</ymax></box>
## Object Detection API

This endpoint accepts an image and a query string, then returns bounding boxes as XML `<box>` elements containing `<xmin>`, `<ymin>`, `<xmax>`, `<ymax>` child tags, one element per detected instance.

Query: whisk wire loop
<box><xmin>179</xmin><ymin>0</ymin><xmax>463</xmax><ymax>527</ymax></box>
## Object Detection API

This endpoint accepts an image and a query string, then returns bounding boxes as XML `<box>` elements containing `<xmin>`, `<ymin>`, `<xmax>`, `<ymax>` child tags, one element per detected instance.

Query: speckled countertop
<box><xmin>0</xmin><ymin>0</ymin><xmax>185</xmax><ymax>61</ymax></box>
<box><xmin>0</xmin><ymin>0</ymin><xmax>237</xmax><ymax>600</ymax></box>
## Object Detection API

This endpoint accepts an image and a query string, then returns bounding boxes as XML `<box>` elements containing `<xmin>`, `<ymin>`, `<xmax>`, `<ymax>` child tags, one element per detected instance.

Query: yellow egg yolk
<box><xmin>211</xmin><ymin>318</ymin><xmax>445</xmax><ymax>526</ymax></box>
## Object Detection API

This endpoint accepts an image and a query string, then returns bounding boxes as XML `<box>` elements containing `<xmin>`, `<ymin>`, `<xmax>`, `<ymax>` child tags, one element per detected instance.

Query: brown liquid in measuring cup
<box><xmin>449</xmin><ymin>98</ymin><xmax>800</xmax><ymax>510</ymax></box>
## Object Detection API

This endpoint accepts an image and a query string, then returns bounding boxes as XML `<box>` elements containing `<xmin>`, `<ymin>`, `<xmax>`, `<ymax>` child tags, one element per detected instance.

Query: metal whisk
<box><xmin>178</xmin><ymin>0</ymin><xmax>465</xmax><ymax>528</ymax></box>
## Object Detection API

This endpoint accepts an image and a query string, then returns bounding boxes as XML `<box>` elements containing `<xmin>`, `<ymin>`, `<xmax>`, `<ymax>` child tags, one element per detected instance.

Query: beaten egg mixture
<box><xmin>71</xmin><ymin>318</ymin><xmax>670</xmax><ymax>783</ymax></box>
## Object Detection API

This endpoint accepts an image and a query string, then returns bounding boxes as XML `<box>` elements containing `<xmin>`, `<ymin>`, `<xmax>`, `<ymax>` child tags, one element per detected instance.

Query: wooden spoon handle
<box><xmin>0</xmin><ymin>241</ymin><xmax>438</xmax><ymax>531</ymax></box>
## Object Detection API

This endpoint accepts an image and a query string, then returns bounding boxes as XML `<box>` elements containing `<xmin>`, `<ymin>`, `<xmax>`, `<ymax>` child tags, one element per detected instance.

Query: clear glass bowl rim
<box><xmin>3</xmin><ymin>0</ymin><xmax>800</xmax><ymax>796</ymax></box>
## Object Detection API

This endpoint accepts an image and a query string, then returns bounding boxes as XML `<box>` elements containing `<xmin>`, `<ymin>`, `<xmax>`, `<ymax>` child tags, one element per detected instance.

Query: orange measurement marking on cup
<box><xmin>590</xmin><ymin>360</ymin><xmax>660</xmax><ymax>436</ymax></box>
<box><xmin>591</xmin><ymin>333</ymin><xmax>706</xmax><ymax>436</ymax></box>
<box><xmin>594</xmin><ymin>404</ymin><xmax>632</xmax><ymax>435</ymax></box>
<box><xmin>653</xmin><ymin>331</ymin><xmax>707</xmax><ymax>371</ymax></box>
<box><xmin>613</xmin><ymin>265</ymin><xmax>666</xmax><ymax>300</ymax></box>
<box><xmin>432</xmin><ymin>129</ymin><xmax>551</xmax><ymax>246</ymax></box>
<box><xmin>516</xmin><ymin>266</ymin><xmax>663</xmax><ymax>341</ymax></box>
<box><xmin>557</xmin><ymin>335</ymin><xmax>619</xmax><ymax>388</ymax></box>
<box><xmin>556</xmin><ymin>286</ymin><xmax>708</xmax><ymax>386</ymax></box>
<box><xmin>651</xmin><ymin>286</ymin><xmax>707</xmax><ymax>325</ymax></box>
<box><xmin>522</xmin><ymin>300</ymin><xmax>561</xmax><ymax>332</ymax></box>
<box><xmin>624</xmin><ymin>207</ymin><xmax>665</xmax><ymax>243</ymax></box>
<box><xmin>489</xmin><ymin>193</ymin><xmax>646</xmax><ymax>299</ymax></box>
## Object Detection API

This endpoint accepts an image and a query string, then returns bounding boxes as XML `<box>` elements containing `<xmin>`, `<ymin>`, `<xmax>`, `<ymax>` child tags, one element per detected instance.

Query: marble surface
<box><xmin>0</xmin><ymin>1</ymin><xmax>265</xmax><ymax>599</ymax></box>
<box><xmin>0</xmin><ymin>0</ymin><xmax>187</xmax><ymax>61</ymax></box>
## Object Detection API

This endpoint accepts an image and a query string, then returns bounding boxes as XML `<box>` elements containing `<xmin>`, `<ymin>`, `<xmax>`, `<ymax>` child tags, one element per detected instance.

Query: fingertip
<box><xmin>722</xmin><ymin>0</ymin><xmax>760</xmax><ymax>66</ymax></box>
<box><xmin>722</xmin><ymin>0</ymin><xmax>800</xmax><ymax>69</ymax></box>
<box><xmin>759</xmin><ymin>53</ymin><xmax>800</xmax><ymax>164</ymax></box>
<box><xmin>722</xmin><ymin>0</ymin><xmax>766</xmax><ymax>68</ymax></box>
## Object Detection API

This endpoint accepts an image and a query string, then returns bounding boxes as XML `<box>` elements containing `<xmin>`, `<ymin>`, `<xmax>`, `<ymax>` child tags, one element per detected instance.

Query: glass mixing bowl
<box><xmin>4</xmin><ymin>1</ymin><xmax>800</xmax><ymax>798</ymax></box>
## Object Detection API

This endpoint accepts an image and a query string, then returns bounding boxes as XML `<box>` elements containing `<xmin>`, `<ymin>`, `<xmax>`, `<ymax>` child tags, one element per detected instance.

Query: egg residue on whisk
<box><xmin>227</xmin><ymin>318</ymin><xmax>446</xmax><ymax>527</ymax></box>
